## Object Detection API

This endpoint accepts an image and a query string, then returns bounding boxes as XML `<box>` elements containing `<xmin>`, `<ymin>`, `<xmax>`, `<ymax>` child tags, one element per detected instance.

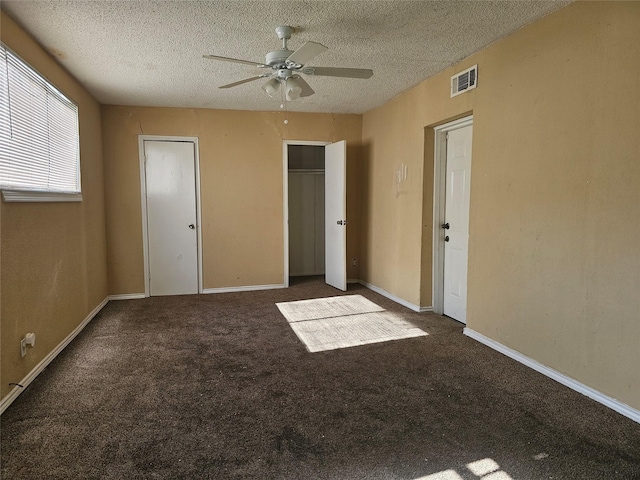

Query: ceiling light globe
<box><xmin>262</xmin><ymin>78</ymin><xmax>281</xmax><ymax>98</ymax></box>
<box><xmin>285</xmin><ymin>76</ymin><xmax>303</xmax><ymax>101</ymax></box>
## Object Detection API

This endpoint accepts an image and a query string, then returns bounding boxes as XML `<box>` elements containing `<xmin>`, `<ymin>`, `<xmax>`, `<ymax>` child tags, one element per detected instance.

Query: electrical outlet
<box><xmin>20</xmin><ymin>333</ymin><xmax>35</xmax><ymax>358</ymax></box>
<box><xmin>352</xmin><ymin>258</ymin><xmax>357</xmax><ymax>267</ymax></box>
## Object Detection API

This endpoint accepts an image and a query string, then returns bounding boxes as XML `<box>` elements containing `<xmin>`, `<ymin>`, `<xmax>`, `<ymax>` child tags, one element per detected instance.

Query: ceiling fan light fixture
<box><xmin>262</xmin><ymin>78</ymin><xmax>281</xmax><ymax>97</ymax></box>
<box><xmin>285</xmin><ymin>76</ymin><xmax>303</xmax><ymax>101</ymax></box>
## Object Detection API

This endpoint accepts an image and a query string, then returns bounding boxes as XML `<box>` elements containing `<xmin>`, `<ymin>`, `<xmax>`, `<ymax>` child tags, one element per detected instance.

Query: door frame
<box><xmin>432</xmin><ymin>115</ymin><xmax>473</xmax><ymax>315</ymax></box>
<box><xmin>138</xmin><ymin>135</ymin><xmax>203</xmax><ymax>297</ymax></box>
<box><xmin>283</xmin><ymin>140</ymin><xmax>330</xmax><ymax>287</ymax></box>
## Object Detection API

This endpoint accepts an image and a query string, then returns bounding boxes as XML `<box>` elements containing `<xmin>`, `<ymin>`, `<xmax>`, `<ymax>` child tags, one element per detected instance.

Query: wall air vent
<box><xmin>450</xmin><ymin>64</ymin><xmax>478</xmax><ymax>97</ymax></box>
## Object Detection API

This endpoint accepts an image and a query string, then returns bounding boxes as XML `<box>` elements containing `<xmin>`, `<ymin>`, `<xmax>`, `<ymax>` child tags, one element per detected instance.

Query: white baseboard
<box><xmin>109</xmin><ymin>293</ymin><xmax>146</xmax><ymax>300</ymax></box>
<box><xmin>202</xmin><ymin>284</ymin><xmax>286</xmax><ymax>294</ymax></box>
<box><xmin>358</xmin><ymin>281</ymin><xmax>426</xmax><ymax>312</ymax></box>
<box><xmin>464</xmin><ymin>328</ymin><xmax>640</xmax><ymax>424</ymax></box>
<box><xmin>0</xmin><ymin>296</ymin><xmax>110</xmax><ymax>415</ymax></box>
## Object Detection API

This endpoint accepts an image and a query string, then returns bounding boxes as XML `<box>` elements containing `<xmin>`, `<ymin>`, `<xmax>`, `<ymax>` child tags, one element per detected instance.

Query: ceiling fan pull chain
<box><xmin>281</xmin><ymin>84</ymin><xmax>289</xmax><ymax>124</ymax></box>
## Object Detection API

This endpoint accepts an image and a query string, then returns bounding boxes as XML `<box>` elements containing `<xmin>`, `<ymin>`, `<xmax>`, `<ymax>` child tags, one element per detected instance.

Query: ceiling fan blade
<box><xmin>295</xmin><ymin>76</ymin><xmax>315</xmax><ymax>98</ymax></box>
<box><xmin>286</xmin><ymin>41</ymin><xmax>328</xmax><ymax>66</ymax></box>
<box><xmin>302</xmin><ymin>66</ymin><xmax>373</xmax><ymax>79</ymax></box>
<box><xmin>219</xmin><ymin>76</ymin><xmax>267</xmax><ymax>89</ymax></box>
<box><xmin>203</xmin><ymin>55</ymin><xmax>268</xmax><ymax>68</ymax></box>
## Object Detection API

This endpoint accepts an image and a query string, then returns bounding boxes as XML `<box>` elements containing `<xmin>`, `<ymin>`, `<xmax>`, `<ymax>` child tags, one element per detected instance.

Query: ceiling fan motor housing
<box><xmin>265</xmin><ymin>49</ymin><xmax>292</xmax><ymax>68</ymax></box>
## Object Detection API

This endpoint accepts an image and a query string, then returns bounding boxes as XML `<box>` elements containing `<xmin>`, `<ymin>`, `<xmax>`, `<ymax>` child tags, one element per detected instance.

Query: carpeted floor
<box><xmin>2</xmin><ymin>277</ymin><xmax>639</xmax><ymax>479</ymax></box>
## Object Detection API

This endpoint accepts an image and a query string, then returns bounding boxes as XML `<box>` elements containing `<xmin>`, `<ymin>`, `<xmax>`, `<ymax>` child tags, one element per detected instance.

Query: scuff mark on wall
<box><xmin>128</xmin><ymin>112</ymin><xmax>144</xmax><ymax>134</ymax></box>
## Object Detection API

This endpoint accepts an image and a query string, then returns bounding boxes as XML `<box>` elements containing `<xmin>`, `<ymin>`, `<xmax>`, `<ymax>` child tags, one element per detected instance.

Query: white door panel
<box><xmin>324</xmin><ymin>140</ymin><xmax>347</xmax><ymax>291</ymax></box>
<box><xmin>145</xmin><ymin>141</ymin><xmax>198</xmax><ymax>296</ymax></box>
<box><xmin>443</xmin><ymin>126</ymin><xmax>472</xmax><ymax>323</ymax></box>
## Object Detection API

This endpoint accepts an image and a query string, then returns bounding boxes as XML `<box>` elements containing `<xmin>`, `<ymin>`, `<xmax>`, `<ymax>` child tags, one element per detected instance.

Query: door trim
<box><xmin>432</xmin><ymin>115</ymin><xmax>473</xmax><ymax>315</ymax></box>
<box><xmin>283</xmin><ymin>140</ymin><xmax>330</xmax><ymax>287</ymax></box>
<box><xmin>138</xmin><ymin>135</ymin><xmax>203</xmax><ymax>297</ymax></box>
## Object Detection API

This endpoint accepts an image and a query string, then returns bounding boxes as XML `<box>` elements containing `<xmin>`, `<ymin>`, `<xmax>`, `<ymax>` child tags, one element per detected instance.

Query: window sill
<box><xmin>2</xmin><ymin>190</ymin><xmax>83</xmax><ymax>203</ymax></box>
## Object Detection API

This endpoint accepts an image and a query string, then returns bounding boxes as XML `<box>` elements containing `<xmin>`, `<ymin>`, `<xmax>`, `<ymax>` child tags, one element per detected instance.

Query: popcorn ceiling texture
<box><xmin>2</xmin><ymin>0</ymin><xmax>570</xmax><ymax>114</ymax></box>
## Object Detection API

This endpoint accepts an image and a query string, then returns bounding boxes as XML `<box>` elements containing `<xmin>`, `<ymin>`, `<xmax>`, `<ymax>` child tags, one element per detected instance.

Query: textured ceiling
<box><xmin>2</xmin><ymin>1</ymin><xmax>571</xmax><ymax>114</ymax></box>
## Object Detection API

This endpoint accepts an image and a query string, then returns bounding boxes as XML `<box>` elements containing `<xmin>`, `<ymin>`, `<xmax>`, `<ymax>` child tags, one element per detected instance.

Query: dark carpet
<box><xmin>2</xmin><ymin>277</ymin><xmax>639</xmax><ymax>479</ymax></box>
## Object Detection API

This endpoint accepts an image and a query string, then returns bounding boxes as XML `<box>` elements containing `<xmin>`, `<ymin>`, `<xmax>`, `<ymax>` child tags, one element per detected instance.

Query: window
<box><xmin>0</xmin><ymin>43</ymin><xmax>81</xmax><ymax>202</ymax></box>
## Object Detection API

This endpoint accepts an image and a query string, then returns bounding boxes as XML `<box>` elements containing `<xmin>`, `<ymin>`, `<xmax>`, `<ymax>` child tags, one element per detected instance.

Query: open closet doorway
<box><xmin>283</xmin><ymin>140</ymin><xmax>347</xmax><ymax>291</ymax></box>
<box><xmin>288</xmin><ymin>144</ymin><xmax>326</xmax><ymax>278</ymax></box>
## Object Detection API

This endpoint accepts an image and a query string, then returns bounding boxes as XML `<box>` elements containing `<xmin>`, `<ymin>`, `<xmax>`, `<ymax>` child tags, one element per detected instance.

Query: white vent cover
<box><xmin>451</xmin><ymin>64</ymin><xmax>478</xmax><ymax>97</ymax></box>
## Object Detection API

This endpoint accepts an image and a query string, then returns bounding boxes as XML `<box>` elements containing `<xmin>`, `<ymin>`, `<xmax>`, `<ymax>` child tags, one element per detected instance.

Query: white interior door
<box><xmin>443</xmin><ymin>125</ymin><xmax>472</xmax><ymax>323</ymax></box>
<box><xmin>324</xmin><ymin>140</ymin><xmax>347</xmax><ymax>291</ymax></box>
<box><xmin>144</xmin><ymin>140</ymin><xmax>198</xmax><ymax>296</ymax></box>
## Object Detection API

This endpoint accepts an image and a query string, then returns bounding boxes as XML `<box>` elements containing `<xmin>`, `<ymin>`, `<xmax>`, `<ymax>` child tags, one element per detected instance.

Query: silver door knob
<box><xmin>188</xmin><ymin>224</ymin><xmax>195</xmax><ymax>229</ymax></box>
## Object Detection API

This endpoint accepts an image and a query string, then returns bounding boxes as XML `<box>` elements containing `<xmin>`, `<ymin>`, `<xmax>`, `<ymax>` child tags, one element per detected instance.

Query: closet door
<box><xmin>144</xmin><ymin>140</ymin><xmax>198</xmax><ymax>296</ymax></box>
<box><xmin>325</xmin><ymin>140</ymin><xmax>347</xmax><ymax>291</ymax></box>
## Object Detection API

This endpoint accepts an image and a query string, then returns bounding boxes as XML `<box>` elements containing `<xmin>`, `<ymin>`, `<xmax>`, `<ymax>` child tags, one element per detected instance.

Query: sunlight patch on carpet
<box><xmin>276</xmin><ymin>294</ymin><xmax>384</xmax><ymax>322</ymax></box>
<box><xmin>276</xmin><ymin>295</ymin><xmax>427</xmax><ymax>352</ymax></box>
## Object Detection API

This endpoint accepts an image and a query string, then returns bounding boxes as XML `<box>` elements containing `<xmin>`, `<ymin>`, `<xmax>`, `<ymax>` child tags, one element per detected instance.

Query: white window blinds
<box><xmin>0</xmin><ymin>43</ymin><xmax>80</xmax><ymax>194</ymax></box>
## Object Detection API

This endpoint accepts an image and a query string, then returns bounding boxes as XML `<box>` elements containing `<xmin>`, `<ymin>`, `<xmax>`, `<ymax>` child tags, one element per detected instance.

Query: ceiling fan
<box><xmin>203</xmin><ymin>26</ymin><xmax>373</xmax><ymax>101</ymax></box>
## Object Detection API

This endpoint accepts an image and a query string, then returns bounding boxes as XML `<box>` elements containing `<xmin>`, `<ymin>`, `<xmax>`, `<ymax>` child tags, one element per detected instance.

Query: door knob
<box><xmin>337</xmin><ymin>220</ymin><xmax>348</xmax><ymax>225</ymax></box>
<box><xmin>444</xmin><ymin>235</ymin><xmax>450</xmax><ymax>242</ymax></box>
<box><xmin>441</xmin><ymin>223</ymin><xmax>450</xmax><ymax>229</ymax></box>
<box><xmin>188</xmin><ymin>224</ymin><xmax>195</xmax><ymax>229</ymax></box>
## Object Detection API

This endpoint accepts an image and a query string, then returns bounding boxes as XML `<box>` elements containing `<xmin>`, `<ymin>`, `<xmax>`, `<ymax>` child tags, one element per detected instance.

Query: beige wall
<box><xmin>1</xmin><ymin>13</ymin><xmax>108</xmax><ymax>400</ymax></box>
<box><xmin>101</xmin><ymin>107</ymin><xmax>362</xmax><ymax>294</ymax></box>
<box><xmin>362</xmin><ymin>1</ymin><xmax>640</xmax><ymax>410</ymax></box>
<box><xmin>361</xmin><ymin>87</ymin><xmax>474</xmax><ymax>306</ymax></box>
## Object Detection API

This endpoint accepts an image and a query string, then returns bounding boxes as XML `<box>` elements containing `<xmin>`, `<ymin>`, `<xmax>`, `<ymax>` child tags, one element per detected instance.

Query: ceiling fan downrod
<box><xmin>275</xmin><ymin>25</ymin><xmax>294</xmax><ymax>50</ymax></box>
